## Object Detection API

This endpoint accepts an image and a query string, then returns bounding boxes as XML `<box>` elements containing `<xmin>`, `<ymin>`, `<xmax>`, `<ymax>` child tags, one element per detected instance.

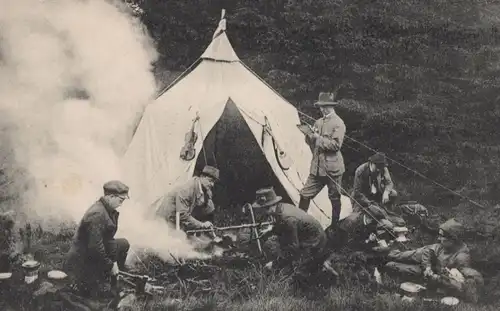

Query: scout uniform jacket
<box><xmin>156</xmin><ymin>177</ymin><xmax>214</xmax><ymax>230</ymax></box>
<box><xmin>305</xmin><ymin>111</ymin><xmax>346</xmax><ymax>177</ymax></box>
<box><xmin>271</xmin><ymin>203</ymin><xmax>327</xmax><ymax>259</ymax></box>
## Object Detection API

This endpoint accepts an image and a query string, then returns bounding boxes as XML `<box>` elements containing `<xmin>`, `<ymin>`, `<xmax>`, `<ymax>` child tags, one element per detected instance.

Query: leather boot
<box><xmin>298</xmin><ymin>197</ymin><xmax>311</xmax><ymax>212</ymax></box>
<box><xmin>330</xmin><ymin>199</ymin><xmax>342</xmax><ymax>227</ymax></box>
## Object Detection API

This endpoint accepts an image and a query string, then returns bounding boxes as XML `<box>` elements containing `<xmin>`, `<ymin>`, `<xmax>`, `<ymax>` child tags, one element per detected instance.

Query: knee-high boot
<box><xmin>330</xmin><ymin>198</ymin><xmax>342</xmax><ymax>227</ymax></box>
<box><xmin>298</xmin><ymin>196</ymin><xmax>311</xmax><ymax>212</ymax></box>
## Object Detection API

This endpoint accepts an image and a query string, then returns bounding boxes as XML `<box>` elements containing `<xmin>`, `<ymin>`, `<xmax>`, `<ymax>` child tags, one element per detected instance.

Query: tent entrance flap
<box><xmin>194</xmin><ymin>99</ymin><xmax>291</xmax><ymax>215</ymax></box>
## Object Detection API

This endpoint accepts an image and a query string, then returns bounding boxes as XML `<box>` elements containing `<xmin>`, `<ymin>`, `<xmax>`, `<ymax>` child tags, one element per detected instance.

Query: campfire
<box><xmin>127</xmin><ymin>222</ymin><xmax>271</xmax><ymax>300</ymax></box>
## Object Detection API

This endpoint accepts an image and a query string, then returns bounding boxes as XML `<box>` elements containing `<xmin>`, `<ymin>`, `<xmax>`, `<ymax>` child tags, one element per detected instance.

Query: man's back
<box><xmin>274</xmin><ymin>203</ymin><xmax>325</xmax><ymax>248</ymax></box>
<box><xmin>71</xmin><ymin>199</ymin><xmax>118</xmax><ymax>253</ymax></box>
<box><xmin>65</xmin><ymin>199</ymin><xmax>118</xmax><ymax>283</ymax></box>
<box><xmin>156</xmin><ymin>178</ymin><xmax>198</xmax><ymax>220</ymax></box>
<box><xmin>155</xmin><ymin>177</ymin><xmax>211</xmax><ymax>230</ymax></box>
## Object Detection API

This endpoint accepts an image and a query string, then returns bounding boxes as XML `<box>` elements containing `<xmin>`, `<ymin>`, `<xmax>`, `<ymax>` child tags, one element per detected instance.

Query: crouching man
<box><xmin>353</xmin><ymin>152</ymin><xmax>399</xmax><ymax>210</ymax></box>
<box><xmin>329</xmin><ymin>153</ymin><xmax>405</xmax><ymax>251</ymax></box>
<box><xmin>155</xmin><ymin>165</ymin><xmax>219</xmax><ymax>232</ymax></box>
<box><xmin>385</xmin><ymin>218</ymin><xmax>483</xmax><ymax>301</ymax></box>
<box><xmin>64</xmin><ymin>180</ymin><xmax>131</xmax><ymax>298</ymax></box>
<box><xmin>254</xmin><ymin>187</ymin><xmax>327</xmax><ymax>276</ymax></box>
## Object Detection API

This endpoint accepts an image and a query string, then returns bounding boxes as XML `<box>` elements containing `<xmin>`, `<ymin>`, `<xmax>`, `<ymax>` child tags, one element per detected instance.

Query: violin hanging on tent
<box><xmin>180</xmin><ymin>115</ymin><xmax>200</xmax><ymax>161</ymax></box>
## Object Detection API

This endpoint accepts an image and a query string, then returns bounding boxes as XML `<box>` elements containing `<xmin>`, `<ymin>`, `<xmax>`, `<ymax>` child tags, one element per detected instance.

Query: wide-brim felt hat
<box><xmin>201</xmin><ymin>165</ymin><xmax>220</xmax><ymax>181</ymax></box>
<box><xmin>252</xmin><ymin>187</ymin><xmax>282</xmax><ymax>208</ymax></box>
<box><xmin>314</xmin><ymin>92</ymin><xmax>339</xmax><ymax>106</ymax></box>
<box><xmin>369</xmin><ymin>152</ymin><xmax>388</xmax><ymax>166</ymax></box>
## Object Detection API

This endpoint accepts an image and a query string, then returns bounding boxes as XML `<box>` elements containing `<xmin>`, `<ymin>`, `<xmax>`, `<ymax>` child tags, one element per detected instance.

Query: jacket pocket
<box><xmin>325</xmin><ymin>152</ymin><xmax>344</xmax><ymax>173</ymax></box>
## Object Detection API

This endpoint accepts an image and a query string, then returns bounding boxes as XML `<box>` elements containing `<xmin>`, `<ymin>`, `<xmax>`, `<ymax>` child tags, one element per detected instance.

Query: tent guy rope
<box><xmin>295</xmin><ymin>109</ymin><xmax>486</xmax><ymax>210</ymax></box>
<box><xmin>236</xmin><ymin>51</ymin><xmax>485</xmax><ymax>210</ymax></box>
<box><xmin>323</xmin><ymin>168</ymin><xmax>409</xmax><ymax>248</ymax></box>
<box><xmin>156</xmin><ymin>60</ymin><xmax>199</xmax><ymax>99</ymax></box>
<box><xmin>243</xmin><ymin>109</ymin><xmax>409</xmax><ymax>245</ymax></box>
<box><xmin>237</xmin><ymin>106</ymin><xmax>334</xmax><ymax>221</ymax></box>
<box><xmin>238</xmin><ymin>105</ymin><xmax>413</xmax><ymax>244</ymax></box>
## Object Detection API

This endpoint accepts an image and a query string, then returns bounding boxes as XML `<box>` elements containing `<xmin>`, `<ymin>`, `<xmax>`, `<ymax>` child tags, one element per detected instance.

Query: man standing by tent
<box><xmin>298</xmin><ymin>92</ymin><xmax>346</xmax><ymax>229</ymax></box>
<box><xmin>155</xmin><ymin>165</ymin><xmax>219</xmax><ymax>231</ymax></box>
<box><xmin>64</xmin><ymin>180</ymin><xmax>131</xmax><ymax>298</ymax></box>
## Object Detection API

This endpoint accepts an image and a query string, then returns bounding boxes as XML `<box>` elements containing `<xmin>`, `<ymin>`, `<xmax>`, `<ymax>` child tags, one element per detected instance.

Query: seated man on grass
<box><xmin>352</xmin><ymin>152</ymin><xmax>405</xmax><ymax>227</ymax></box>
<box><xmin>384</xmin><ymin>218</ymin><xmax>484</xmax><ymax>302</ymax></box>
<box><xmin>330</xmin><ymin>152</ymin><xmax>406</xmax><ymax>250</ymax></box>
<box><xmin>353</xmin><ymin>152</ymin><xmax>398</xmax><ymax>209</ymax></box>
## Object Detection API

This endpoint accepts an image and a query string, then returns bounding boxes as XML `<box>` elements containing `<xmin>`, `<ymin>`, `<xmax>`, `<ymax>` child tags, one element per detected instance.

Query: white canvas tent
<box><xmin>121</xmin><ymin>14</ymin><xmax>352</xmax><ymax>229</ymax></box>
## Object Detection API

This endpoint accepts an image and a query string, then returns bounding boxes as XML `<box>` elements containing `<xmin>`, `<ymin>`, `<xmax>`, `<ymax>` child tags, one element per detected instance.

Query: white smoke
<box><xmin>0</xmin><ymin>0</ymin><xmax>203</xmax><ymax>262</ymax></box>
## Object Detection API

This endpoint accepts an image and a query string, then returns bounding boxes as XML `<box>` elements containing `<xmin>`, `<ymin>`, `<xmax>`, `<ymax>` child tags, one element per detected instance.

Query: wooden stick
<box><xmin>248</xmin><ymin>204</ymin><xmax>263</xmax><ymax>254</ymax></box>
<box><xmin>175</xmin><ymin>211</ymin><xmax>180</xmax><ymax>231</ymax></box>
<box><xmin>185</xmin><ymin>221</ymin><xmax>273</xmax><ymax>234</ymax></box>
<box><xmin>169</xmin><ymin>252</ymin><xmax>182</xmax><ymax>266</ymax></box>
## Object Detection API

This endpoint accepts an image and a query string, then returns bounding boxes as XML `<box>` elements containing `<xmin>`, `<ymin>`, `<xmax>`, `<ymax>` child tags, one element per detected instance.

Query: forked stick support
<box><xmin>248</xmin><ymin>204</ymin><xmax>263</xmax><ymax>254</ymax></box>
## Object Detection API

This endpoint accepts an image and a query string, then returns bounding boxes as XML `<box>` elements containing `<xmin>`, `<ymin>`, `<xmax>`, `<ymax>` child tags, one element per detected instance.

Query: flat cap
<box><xmin>103</xmin><ymin>180</ymin><xmax>129</xmax><ymax>198</ymax></box>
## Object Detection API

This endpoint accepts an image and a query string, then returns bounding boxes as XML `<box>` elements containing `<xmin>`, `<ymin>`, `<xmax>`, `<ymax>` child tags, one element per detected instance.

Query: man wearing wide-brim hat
<box><xmin>352</xmin><ymin>152</ymin><xmax>399</xmax><ymax>210</ymax></box>
<box><xmin>252</xmin><ymin>187</ymin><xmax>327</xmax><ymax>275</ymax></box>
<box><xmin>64</xmin><ymin>180</ymin><xmax>131</xmax><ymax>298</ymax></box>
<box><xmin>298</xmin><ymin>92</ymin><xmax>346</xmax><ymax>229</ymax></box>
<box><xmin>156</xmin><ymin>165</ymin><xmax>219</xmax><ymax>231</ymax></box>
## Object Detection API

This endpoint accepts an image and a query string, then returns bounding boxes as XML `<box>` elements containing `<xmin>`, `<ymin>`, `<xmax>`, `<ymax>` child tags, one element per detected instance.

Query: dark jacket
<box><xmin>155</xmin><ymin>177</ymin><xmax>214</xmax><ymax>230</ymax></box>
<box><xmin>65</xmin><ymin>198</ymin><xmax>120</xmax><ymax>279</ymax></box>
<box><xmin>305</xmin><ymin>111</ymin><xmax>346</xmax><ymax>177</ymax></box>
<box><xmin>271</xmin><ymin>203</ymin><xmax>327</xmax><ymax>260</ymax></box>
<box><xmin>352</xmin><ymin>162</ymin><xmax>394</xmax><ymax>207</ymax></box>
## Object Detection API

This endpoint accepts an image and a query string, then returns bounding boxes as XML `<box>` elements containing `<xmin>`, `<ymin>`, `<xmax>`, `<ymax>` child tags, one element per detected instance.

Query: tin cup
<box><xmin>22</xmin><ymin>260</ymin><xmax>40</xmax><ymax>284</ymax></box>
<box><xmin>0</xmin><ymin>272</ymin><xmax>12</xmax><ymax>293</ymax></box>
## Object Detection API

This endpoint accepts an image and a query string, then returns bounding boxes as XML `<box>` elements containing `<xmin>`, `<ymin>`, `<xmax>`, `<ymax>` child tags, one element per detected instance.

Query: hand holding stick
<box><xmin>185</xmin><ymin>221</ymin><xmax>274</xmax><ymax>234</ymax></box>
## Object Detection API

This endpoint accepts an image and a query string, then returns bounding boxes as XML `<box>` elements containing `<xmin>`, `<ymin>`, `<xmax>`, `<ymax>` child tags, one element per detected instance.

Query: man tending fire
<box><xmin>155</xmin><ymin>165</ymin><xmax>219</xmax><ymax>231</ymax></box>
<box><xmin>64</xmin><ymin>180</ymin><xmax>131</xmax><ymax>298</ymax></box>
<box><xmin>251</xmin><ymin>187</ymin><xmax>327</xmax><ymax>275</ymax></box>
